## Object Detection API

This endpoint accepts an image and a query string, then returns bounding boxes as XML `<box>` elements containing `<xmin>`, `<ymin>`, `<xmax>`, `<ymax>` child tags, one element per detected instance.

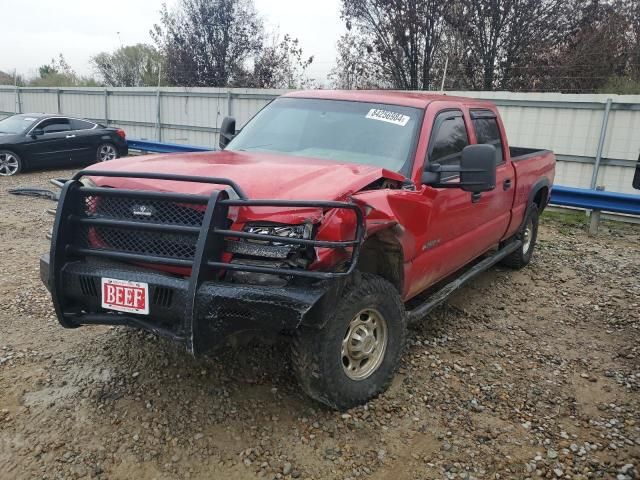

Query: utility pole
<box><xmin>440</xmin><ymin>57</ymin><xmax>449</xmax><ymax>92</ymax></box>
<box><xmin>14</xmin><ymin>69</ymin><xmax>21</xmax><ymax>114</ymax></box>
<box><xmin>156</xmin><ymin>63</ymin><xmax>162</xmax><ymax>141</ymax></box>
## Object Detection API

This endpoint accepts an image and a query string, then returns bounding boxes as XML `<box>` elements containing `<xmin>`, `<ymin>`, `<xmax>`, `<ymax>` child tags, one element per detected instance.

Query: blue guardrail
<box><xmin>550</xmin><ymin>186</ymin><xmax>640</xmax><ymax>216</ymax></box>
<box><xmin>127</xmin><ymin>138</ymin><xmax>214</xmax><ymax>154</ymax></box>
<box><xmin>127</xmin><ymin>138</ymin><xmax>640</xmax><ymax>217</ymax></box>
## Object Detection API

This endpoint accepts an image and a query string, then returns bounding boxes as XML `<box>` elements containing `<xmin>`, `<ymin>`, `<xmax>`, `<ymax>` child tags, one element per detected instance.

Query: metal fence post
<box><xmin>590</xmin><ymin>98</ymin><xmax>612</xmax><ymax>189</ymax></box>
<box><xmin>15</xmin><ymin>86</ymin><xmax>21</xmax><ymax>113</ymax></box>
<box><xmin>56</xmin><ymin>89</ymin><xmax>62</xmax><ymax>114</ymax></box>
<box><xmin>588</xmin><ymin>186</ymin><xmax>606</xmax><ymax>236</ymax></box>
<box><xmin>103</xmin><ymin>89</ymin><xmax>109</xmax><ymax>126</ymax></box>
<box><xmin>156</xmin><ymin>89</ymin><xmax>162</xmax><ymax>141</ymax></box>
<box><xmin>227</xmin><ymin>90</ymin><xmax>233</xmax><ymax>117</ymax></box>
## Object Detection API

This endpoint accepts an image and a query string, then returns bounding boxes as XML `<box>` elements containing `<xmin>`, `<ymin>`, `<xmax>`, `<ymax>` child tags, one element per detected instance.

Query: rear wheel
<box><xmin>0</xmin><ymin>150</ymin><xmax>22</xmax><ymax>176</ymax></box>
<box><xmin>96</xmin><ymin>143</ymin><xmax>118</xmax><ymax>162</ymax></box>
<box><xmin>501</xmin><ymin>204</ymin><xmax>539</xmax><ymax>269</ymax></box>
<box><xmin>291</xmin><ymin>274</ymin><xmax>406</xmax><ymax>410</ymax></box>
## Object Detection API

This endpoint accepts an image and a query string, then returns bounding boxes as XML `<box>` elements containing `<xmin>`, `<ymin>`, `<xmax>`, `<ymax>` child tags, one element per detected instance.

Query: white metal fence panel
<box><xmin>0</xmin><ymin>88</ymin><xmax>15</xmax><ymax>113</ymax></box>
<box><xmin>1</xmin><ymin>86</ymin><xmax>638</xmax><ymax>194</ymax></box>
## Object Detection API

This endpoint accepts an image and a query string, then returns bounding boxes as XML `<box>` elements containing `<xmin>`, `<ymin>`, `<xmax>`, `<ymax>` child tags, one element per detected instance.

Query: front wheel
<box><xmin>96</xmin><ymin>143</ymin><xmax>119</xmax><ymax>162</ymax></box>
<box><xmin>0</xmin><ymin>150</ymin><xmax>22</xmax><ymax>176</ymax></box>
<box><xmin>291</xmin><ymin>274</ymin><xmax>407</xmax><ymax>410</ymax></box>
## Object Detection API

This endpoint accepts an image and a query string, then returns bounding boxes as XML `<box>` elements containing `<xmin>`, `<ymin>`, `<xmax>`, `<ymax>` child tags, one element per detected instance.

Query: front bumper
<box><xmin>41</xmin><ymin>253</ymin><xmax>339</xmax><ymax>353</ymax></box>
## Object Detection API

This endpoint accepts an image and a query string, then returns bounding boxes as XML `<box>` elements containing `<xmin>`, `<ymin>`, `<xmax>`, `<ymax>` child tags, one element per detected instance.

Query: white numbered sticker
<box><xmin>365</xmin><ymin>109</ymin><xmax>410</xmax><ymax>127</ymax></box>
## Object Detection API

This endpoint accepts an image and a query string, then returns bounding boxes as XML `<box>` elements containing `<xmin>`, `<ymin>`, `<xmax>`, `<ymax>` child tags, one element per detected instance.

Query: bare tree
<box><xmin>446</xmin><ymin>0</ymin><xmax>566</xmax><ymax>91</ymax></box>
<box><xmin>249</xmin><ymin>34</ymin><xmax>314</xmax><ymax>88</ymax></box>
<box><xmin>152</xmin><ymin>0</ymin><xmax>263</xmax><ymax>86</ymax></box>
<box><xmin>151</xmin><ymin>0</ymin><xmax>314</xmax><ymax>88</ymax></box>
<box><xmin>329</xmin><ymin>33</ymin><xmax>390</xmax><ymax>89</ymax></box>
<box><xmin>336</xmin><ymin>0</ymin><xmax>450</xmax><ymax>90</ymax></box>
<box><xmin>541</xmin><ymin>0</ymin><xmax>637</xmax><ymax>93</ymax></box>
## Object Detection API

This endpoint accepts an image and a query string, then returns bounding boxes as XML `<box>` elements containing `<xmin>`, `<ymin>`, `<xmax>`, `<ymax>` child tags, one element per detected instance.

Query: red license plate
<box><xmin>101</xmin><ymin>278</ymin><xmax>149</xmax><ymax>315</ymax></box>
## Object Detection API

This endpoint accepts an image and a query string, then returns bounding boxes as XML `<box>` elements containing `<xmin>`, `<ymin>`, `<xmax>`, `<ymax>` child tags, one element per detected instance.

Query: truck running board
<box><xmin>406</xmin><ymin>240</ymin><xmax>522</xmax><ymax>324</ymax></box>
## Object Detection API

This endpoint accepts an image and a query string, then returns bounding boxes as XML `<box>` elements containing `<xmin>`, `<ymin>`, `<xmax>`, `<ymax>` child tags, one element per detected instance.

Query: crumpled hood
<box><xmin>88</xmin><ymin>150</ymin><xmax>404</xmax><ymax>201</ymax></box>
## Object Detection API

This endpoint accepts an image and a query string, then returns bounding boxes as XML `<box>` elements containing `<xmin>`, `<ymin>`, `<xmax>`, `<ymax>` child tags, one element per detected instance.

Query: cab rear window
<box><xmin>471</xmin><ymin>111</ymin><xmax>504</xmax><ymax>165</ymax></box>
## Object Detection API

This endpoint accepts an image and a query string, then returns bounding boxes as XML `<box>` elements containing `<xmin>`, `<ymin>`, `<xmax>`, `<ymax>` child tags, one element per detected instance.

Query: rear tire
<box><xmin>291</xmin><ymin>274</ymin><xmax>407</xmax><ymax>410</ymax></box>
<box><xmin>96</xmin><ymin>143</ymin><xmax>119</xmax><ymax>162</ymax></box>
<box><xmin>500</xmin><ymin>204</ymin><xmax>539</xmax><ymax>269</ymax></box>
<box><xmin>0</xmin><ymin>150</ymin><xmax>22</xmax><ymax>176</ymax></box>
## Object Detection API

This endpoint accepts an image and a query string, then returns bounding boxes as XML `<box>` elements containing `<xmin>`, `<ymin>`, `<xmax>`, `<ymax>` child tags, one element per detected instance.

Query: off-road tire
<box><xmin>500</xmin><ymin>204</ymin><xmax>539</xmax><ymax>269</ymax></box>
<box><xmin>291</xmin><ymin>273</ymin><xmax>407</xmax><ymax>410</ymax></box>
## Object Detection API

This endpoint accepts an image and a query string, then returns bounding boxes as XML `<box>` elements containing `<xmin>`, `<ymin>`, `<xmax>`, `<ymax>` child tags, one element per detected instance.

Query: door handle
<box><xmin>471</xmin><ymin>192</ymin><xmax>482</xmax><ymax>203</ymax></box>
<box><xmin>503</xmin><ymin>178</ymin><xmax>512</xmax><ymax>190</ymax></box>
<box><xmin>65</xmin><ymin>134</ymin><xmax>76</xmax><ymax>139</ymax></box>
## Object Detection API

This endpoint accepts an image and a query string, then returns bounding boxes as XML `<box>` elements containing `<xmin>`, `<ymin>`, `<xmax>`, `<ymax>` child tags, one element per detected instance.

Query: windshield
<box><xmin>0</xmin><ymin>114</ymin><xmax>39</xmax><ymax>134</ymax></box>
<box><xmin>227</xmin><ymin>98</ymin><xmax>422</xmax><ymax>174</ymax></box>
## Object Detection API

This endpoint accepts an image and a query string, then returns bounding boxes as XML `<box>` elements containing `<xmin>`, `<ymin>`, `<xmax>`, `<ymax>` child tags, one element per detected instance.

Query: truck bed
<box><xmin>510</xmin><ymin>146</ymin><xmax>552</xmax><ymax>162</ymax></box>
<box><xmin>502</xmin><ymin>148</ymin><xmax>556</xmax><ymax>241</ymax></box>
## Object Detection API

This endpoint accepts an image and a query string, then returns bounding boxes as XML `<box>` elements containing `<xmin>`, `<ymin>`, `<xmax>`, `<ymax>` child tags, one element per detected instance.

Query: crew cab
<box><xmin>41</xmin><ymin>91</ymin><xmax>555</xmax><ymax>409</ymax></box>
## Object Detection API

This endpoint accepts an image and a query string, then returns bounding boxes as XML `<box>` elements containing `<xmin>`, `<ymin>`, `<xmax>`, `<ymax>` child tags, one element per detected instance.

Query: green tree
<box><xmin>92</xmin><ymin>44</ymin><xmax>164</xmax><ymax>87</ymax></box>
<box><xmin>30</xmin><ymin>54</ymin><xmax>98</xmax><ymax>87</ymax></box>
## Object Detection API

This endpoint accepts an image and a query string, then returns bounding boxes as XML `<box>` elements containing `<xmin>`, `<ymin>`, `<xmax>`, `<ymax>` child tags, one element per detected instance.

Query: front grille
<box><xmin>85</xmin><ymin>195</ymin><xmax>204</xmax><ymax>225</ymax></box>
<box><xmin>76</xmin><ymin>193</ymin><xmax>204</xmax><ymax>261</ymax></box>
<box><xmin>79</xmin><ymin>226</ymin><xmax>198</xmax><ymax>259</ymax></box>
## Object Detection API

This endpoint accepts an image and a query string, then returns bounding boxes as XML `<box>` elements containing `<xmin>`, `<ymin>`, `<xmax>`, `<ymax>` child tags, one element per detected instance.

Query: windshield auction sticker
<box><xmin>365</xmin><ymin>109</ymin><xmax>410</xmax><ymax>126</ymax></box>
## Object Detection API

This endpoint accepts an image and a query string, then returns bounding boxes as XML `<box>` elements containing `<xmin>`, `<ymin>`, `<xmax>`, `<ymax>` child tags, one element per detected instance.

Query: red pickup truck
<box><xmin>42</xmin><ymin>91</ymin><xmax>555</xmax><ymax>409</ymax></box>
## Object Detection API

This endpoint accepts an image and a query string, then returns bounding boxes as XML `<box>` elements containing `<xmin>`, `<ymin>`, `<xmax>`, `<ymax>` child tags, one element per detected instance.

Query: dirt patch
<box><xmin>1</xmin><ymin>169</ymin><xmax>638</xmax><ymax>479</ymax></box>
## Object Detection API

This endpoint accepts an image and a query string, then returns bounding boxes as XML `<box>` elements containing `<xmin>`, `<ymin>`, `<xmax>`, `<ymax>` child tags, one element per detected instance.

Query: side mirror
<box><xmin>421</xmin><ymin>144</ymin><xmax>497</xmax><ymax>193</ymax></box>
<box><xmin>633</xmin><ymin>156</ymin><xmax>640</xmax><ymax>190</ymax></box>
<box><xmin>219</xmin><ymin>116</ymin><xmax>236</xmax><ymax>150</ymax></box>
<box><xmin>31</xmin><ymin>128</ymin><xmax>44</xmax><ymax>137</ymax></box>
<box><xmin>459</xmin><ymin>144</ymin><xmax>497</xmax><ymax>193</ymax></box>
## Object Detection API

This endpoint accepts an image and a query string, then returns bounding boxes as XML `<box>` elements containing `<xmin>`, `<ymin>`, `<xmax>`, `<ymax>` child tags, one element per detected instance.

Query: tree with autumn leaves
<box><xmin>330</xmin><ymin>0</ymin><xmax>640</xmax><ymax>93</ymax></box>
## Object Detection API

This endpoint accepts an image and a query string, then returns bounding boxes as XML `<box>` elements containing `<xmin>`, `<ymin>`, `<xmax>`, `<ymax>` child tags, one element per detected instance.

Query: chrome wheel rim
<box><xmin>0</xmin><ymin>152</ymin><xmax>19</xmax><ymax>176</ymax></box>
<box><xmin>98</xmin><ymin>145</ymin><xmax>117</xmax><ymax>161</ymax></box>
<box><xmin>522</xmin><ymin>217</ymin><xmax>534</xmax><ymax>254</ymax></box>
<box><xmin>341</xmin><ymin>308</ymin><xmax>388</xmax><ymax>381</ymax></box>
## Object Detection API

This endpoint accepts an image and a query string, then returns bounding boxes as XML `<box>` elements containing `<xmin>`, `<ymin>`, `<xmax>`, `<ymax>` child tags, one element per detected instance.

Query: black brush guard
<box><xmin>44</xmin><ymin>170</ymin><xmax>365</xmax><ymax>354</ymax></box>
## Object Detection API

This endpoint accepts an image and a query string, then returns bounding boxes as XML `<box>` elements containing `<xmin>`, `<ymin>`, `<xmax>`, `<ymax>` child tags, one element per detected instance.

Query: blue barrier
<box><xmin>126</xmin><ymin>139</ymin><xmax>640</xmax><ymax>218</ymax></box>
<box><xmin>550</xmin><ymin>185</ymin><xmax>640</xmax><ymax>216</ymax></box>
<box><xmin>127</xmin><ymin>138</ymin><xmax>214</xmax><ymax>154</ymax></box>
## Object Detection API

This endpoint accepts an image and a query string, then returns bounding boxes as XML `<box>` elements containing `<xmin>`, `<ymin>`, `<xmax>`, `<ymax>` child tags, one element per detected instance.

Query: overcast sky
<box><xmin>0</xmin><ymin>0</ymin><xmax>345</xmax><ymax>84</ymax></box>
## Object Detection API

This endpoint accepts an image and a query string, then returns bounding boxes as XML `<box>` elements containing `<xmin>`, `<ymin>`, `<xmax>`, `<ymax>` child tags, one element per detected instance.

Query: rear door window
<box><xmin>471</xmin><ymin>111</ymin><xmax>504</xmax><ymax>165</ymax></box>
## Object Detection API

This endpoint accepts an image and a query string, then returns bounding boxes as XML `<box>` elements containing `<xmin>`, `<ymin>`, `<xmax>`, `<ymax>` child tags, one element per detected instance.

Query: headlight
<box><xmin>243</xmin><ymin>223</ymin><xmax>312</xmax><ymax>245</ymax></box>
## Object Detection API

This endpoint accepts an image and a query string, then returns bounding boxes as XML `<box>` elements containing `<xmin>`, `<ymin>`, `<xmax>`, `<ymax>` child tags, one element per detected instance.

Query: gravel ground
<box><xmin>0</xmin><ymin>168</ymin><xmax>638</xmax><ymax>480</ymax></box>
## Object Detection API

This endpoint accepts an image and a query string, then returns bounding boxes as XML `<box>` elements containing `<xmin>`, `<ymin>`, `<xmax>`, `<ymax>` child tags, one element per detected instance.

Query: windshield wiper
<box><xmin>237</xmin><ymin>143</ymin><xmax>273</xmax><ymax>151</ymax></box>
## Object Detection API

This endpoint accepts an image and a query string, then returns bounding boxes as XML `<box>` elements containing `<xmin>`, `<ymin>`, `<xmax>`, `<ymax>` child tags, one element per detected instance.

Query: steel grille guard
<box><xmin>48</xmin><ymin>170</ymin><xmax>366</xmax><ymax>350</ymax></box>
